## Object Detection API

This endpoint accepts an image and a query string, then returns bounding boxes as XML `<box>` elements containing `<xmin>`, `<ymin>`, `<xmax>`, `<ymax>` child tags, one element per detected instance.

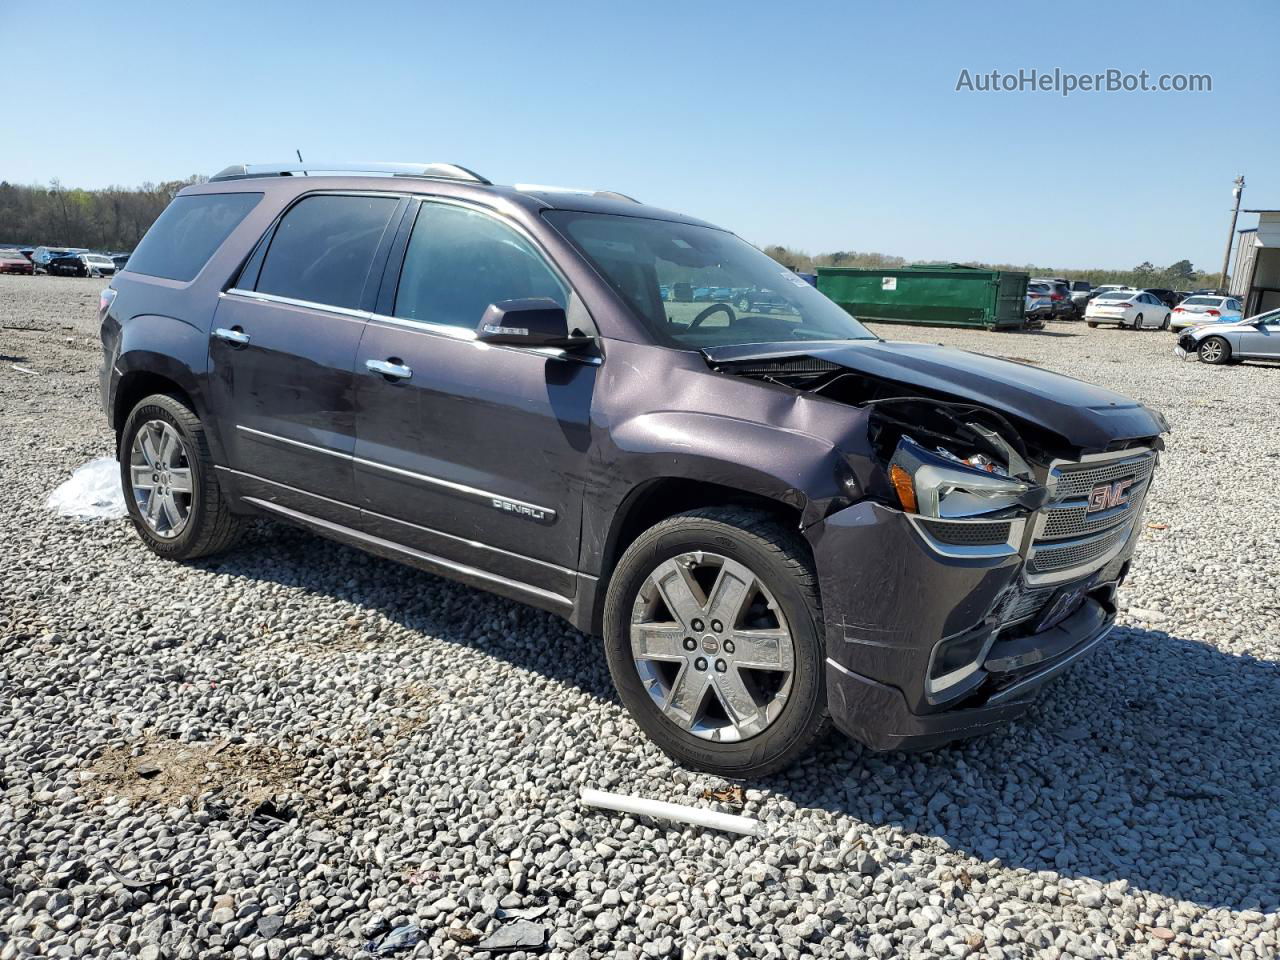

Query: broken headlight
<box><xmin>889</xmin><ymin>435</ymin><xmax>1032</xmax><ymax>519</ymax></box>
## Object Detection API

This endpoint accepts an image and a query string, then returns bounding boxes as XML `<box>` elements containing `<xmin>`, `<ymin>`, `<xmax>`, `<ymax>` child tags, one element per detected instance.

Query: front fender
<box><xmin>608</xmin><ymin>410</ymin><xmax>854</xmax><ymax>521</ymax></box>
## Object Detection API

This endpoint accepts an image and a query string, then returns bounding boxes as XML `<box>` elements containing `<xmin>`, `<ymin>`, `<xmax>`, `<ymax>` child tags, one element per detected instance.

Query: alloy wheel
<box><xmin>128</xmin><ymin>420</ymin><xmax>194</xmax><ymax>538</ymax></box>
<box><xmin>1199</xmin><ymin>339</ymin><xmax>1224</xmax><ymax>363</ymax></box>
<box><xmin>629</xmin><ymin>552</ymin><xmax>795</xmax><ymax>742</ymax></box>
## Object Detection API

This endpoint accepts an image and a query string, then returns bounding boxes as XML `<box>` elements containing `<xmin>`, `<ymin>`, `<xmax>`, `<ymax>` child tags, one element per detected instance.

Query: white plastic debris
<box><xmin>580</xmin><ymin>787</ymin><xmax>766</xmax><ymax>837</ymax></box>
<box><xmin>46</xmin><ymin>457</ymin><xmax>128</xmax><ymax>520</ymax></box>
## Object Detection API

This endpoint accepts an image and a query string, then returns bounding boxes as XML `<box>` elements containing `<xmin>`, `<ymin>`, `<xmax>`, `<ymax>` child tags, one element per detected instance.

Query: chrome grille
<box><xmin>1040</xmin><ymin>479</ymin><xmax>1151</xmax><ymax>540</ymax></box>
<box><xmin>1030</xmin><ymin>517</ymin><xmax>1134</xmax><ymax>574</ymax></box>
<box><xmin>1053</xmin><ymin>453</ymin><xmax>1156</xmax><ymax>498</ymax></box>
<box><xmin>1026</xmin><ymin>449</ymin><xmax>1157</xmax><ymax>583</ymax></box>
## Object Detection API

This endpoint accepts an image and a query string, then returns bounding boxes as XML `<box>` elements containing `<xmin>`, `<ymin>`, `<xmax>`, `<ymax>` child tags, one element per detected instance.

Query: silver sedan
<box><xmin>1175</xmin><ymin>309</ymin><xmax>1280</xmax><ymax>365</ymax></box>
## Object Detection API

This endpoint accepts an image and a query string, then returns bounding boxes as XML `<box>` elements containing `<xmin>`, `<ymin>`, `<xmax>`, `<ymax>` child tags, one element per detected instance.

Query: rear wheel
<box><xmin>1133</xmin><ymin>313</ymin><xmax>1144</xmax><ymax>330</ymax></box>
<box><xmin>603</xmin><ymin>507</ymin><xmax>830</xmax><ymax>777</ymax></box>
<box><xmin>1086</xmin><ymin>321</ymin><xmax>1098</xmax><ymax>328</ymax></box>
<box><xmin>1198</xmin><ymin>336</ymin><xmax>1231</xmax><ymax>365</ymax></box>
<box><xmin>120</xmin><ymin>393</ymin><xmax>243</xmax><ymax>560</ymax></box>
<box><xmin>1161</xmin><ymin>313</ymin><xmax>1171</xmax><ymax>330</ymax></box>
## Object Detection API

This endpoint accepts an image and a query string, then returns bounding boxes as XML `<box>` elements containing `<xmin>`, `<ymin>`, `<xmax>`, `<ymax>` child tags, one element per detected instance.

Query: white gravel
<box><xmin>2</xmin><ymin>275</ymin><xmax>1278</xmax><ymax>959</ymax></box>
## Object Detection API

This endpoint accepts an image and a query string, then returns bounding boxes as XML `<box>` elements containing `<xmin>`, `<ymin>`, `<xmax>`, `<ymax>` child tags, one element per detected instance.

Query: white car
<box><xmin>1084</xmin><ymin>290</ymin><xmax>1171</xmax><ymax>330</ymax></box>
<box><xmin>1169</xmin><ymin>295</ymin><xmax>1242</xmax><ymax>331</ymax></box>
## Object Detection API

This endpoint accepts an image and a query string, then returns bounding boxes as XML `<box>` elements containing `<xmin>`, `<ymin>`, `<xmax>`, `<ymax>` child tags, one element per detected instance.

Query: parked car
<box><xmin>1028</xmin><ymin>279</ymin><xmax>1077</xmax><ymax>320</ymax></box>
<box><xmin>1141</xmin><ymin>288</ymin><xmax>1179</xmax><ymax>310</ymax></box>
<box><xmin>735</xmin><ymin>287</ymin><xmax>789</xmax><ymax>313</ymax></box>
<box><xmin>1084</xmin><ymin>289</ymin><xmax>1171</xmax><ymax>330</ymax></box>
<box><xmin>111</xmin><ymin>253</ymin><xmax>132</xmax><ymax>273</ymax></box>
<box><xmin>48</xmin><ymin>252</ymin><xmax>117</xmax><ymax>278</ymax></box>
<box><xmin>1176</xmin><ymin>308</ymin><xmax>1280</xmax><ymax>364</ymax></box>
<box><xmin>1023</xmin><ymin>291</ymin><xmax>1053</xmax><ymax>327</ymax></box>
<box><xmin>1087</xmin><ymin>284</ymin><xmax>1129</xmax><ymax>302</ymax></box>
<box><xmin>31</xmin><ymin>245</ymin><xmax>87</xmax><ymax>273</ymax></box>
<box><xmin>1169</xmin><ymin>295</ymin><xmax>1243</xmax><ymax>331</ymax></box>
<box><xmin>1067</xmin><ymin>280</ymin><xmax>1092</xmax><ymax>311</ymax></box>
<box><xmin>0</xmin><ymin>250</ymin><xmax>34</xmax><ymax>275</ymax></box>
<box><xmin>100</xmin><ymin>160</ymin><xmax>1167</xmax><ymax>775</ymax></box>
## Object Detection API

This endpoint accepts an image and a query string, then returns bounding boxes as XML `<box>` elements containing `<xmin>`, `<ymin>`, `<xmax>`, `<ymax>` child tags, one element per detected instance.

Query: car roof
<box><xmin>191</xmin><ymin>162</ymin><xmax>723</xmax><ymax>231</ymax></box>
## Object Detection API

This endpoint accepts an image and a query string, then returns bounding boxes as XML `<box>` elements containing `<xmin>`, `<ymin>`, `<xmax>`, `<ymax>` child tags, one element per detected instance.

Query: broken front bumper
<box><xmin>808</xmin><ymin>500</ymin><xmax>1121</xmax><ymax>752</ymax></box>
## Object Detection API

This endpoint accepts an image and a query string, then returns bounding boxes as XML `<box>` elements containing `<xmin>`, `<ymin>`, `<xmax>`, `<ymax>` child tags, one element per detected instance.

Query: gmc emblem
<box><xmin>1086</xmin><ymin>478</ymin><xmax>1133</xmax><ymax>513</ymax></box>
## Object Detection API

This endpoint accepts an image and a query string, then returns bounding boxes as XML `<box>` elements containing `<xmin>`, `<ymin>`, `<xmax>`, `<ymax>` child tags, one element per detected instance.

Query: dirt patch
<box><xmin>83</xmin><ymin>736</ymin><xmax>305</xmax><ymax>812</ymax></box>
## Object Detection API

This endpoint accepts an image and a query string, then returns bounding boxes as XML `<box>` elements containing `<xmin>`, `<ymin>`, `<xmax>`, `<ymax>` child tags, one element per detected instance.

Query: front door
<box><xmin>353</xmin><ymin>199</ymin><xmax>597</xmax><ymax>603</ymax></box>
<box><xmin>1238</xmin><ymin>311</ymin><xmax>1280</xmax><ymax>358</ymax></box>
<box><xmin>207</xmin><ymin>192</ymin><xmax>402</xmax><ymax>523</ymax></box>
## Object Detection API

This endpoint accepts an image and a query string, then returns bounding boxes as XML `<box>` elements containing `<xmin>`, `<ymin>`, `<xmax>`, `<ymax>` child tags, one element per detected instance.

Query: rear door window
<box><xmin>126</xmin><ymin>192</ymin><xmax>262</xmax><ymax>282</ymax></box>
<box><xmin>255</xmin><ymin>194</ymin><xmax>399</xmax><ymax>310</ymax></box>
<box><xmin>393</xmin><ymin>202</ymin><xmax>567</xmax><ymax>329</ymax></box>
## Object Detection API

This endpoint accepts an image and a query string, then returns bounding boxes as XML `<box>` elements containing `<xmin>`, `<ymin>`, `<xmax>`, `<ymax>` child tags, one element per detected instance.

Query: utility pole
<box><xmin>1219</xmin><ymin>174</ymin><xmax>1245</xmax><ymax>293</ymax></box>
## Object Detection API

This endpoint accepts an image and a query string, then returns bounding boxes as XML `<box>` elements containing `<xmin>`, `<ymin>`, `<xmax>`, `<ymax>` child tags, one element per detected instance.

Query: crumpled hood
<box><xmin>703</xmin><ymin>339</ymin><xmax>1168</xmax><ymax>452</ymax></box>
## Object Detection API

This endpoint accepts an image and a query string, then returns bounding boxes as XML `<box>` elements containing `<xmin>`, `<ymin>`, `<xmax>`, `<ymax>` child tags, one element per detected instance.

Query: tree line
<box><xmin>0</xmin><ymin>177</ymin><xmax>206</xmax><ymax>252</ymax></box>
<box><xmin>0</xmin><ymin>177</ymin><xmax>1223</xmax><ymax>290</ymax></box>
<box><xmin>762</xmin><ymin>245</ymin><xmax>1223</xmax><ymax>291</ymax></box>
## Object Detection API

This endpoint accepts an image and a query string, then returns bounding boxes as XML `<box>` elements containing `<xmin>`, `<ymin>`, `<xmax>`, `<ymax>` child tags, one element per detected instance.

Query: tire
<box><xmin>119</xmin><ymin>393</ymin><xmax>243</xmax><ymax>560</ymax></box>
<box><xmin>1161</xmin><ymin>314</ymin><xmax>1170</xmax><ymax>330</ymax></box>
<box><xmin>602</xmin><ymin>507</ymin><xmax>830</xmax><ymax>777</ymax></box>
<box><xmin>1133</xmin><ymin>313</ymin><xmax>1143</xmax><ymax>330</ymax></box>
<box><xmin>1198</xmin><ymin>336</ymin><xmax>1231</xmax><ymax>365</ymax></box>
<box><xmin>1087</xmin><ymin>321</ymin><xmax>1098</xmax><ymax>328</ymax></box>
<box><xmin>737</xmin><ymin>295</ymin><xmax>751</xmax><ymax>311</ymax></box>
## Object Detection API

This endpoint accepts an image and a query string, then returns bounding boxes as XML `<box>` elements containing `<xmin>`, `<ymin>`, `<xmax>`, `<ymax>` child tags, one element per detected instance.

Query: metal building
<box><xmin>1231</xmin><ymin>211</ymin><xmax>1280</xmax><ymax>315</ymax></box>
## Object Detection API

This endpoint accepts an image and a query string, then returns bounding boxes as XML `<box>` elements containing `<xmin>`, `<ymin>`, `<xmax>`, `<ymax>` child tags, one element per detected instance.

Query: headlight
<box><xmin>889</xmin><ymin>435</ymin><xmax>1032</xmax><ymax>519</ymax></box>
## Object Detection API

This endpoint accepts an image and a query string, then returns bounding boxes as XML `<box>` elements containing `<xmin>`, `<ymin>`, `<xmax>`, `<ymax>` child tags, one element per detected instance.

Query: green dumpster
<box><xmin>817</xmin><ymin>264</ymin><xmax>1029</xmax><ymax>330</ymax></box>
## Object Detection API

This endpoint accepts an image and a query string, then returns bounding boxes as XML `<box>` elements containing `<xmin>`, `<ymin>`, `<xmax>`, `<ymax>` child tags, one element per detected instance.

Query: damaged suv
<box><xmin>100</xmin><ymin>162</ymin><xmax>1167</xmax><ymax>775</ymax></box>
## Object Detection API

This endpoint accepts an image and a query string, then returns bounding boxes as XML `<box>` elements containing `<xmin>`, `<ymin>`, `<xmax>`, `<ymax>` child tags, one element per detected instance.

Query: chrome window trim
<box><xmin>222</xmin><ymin>288</ymin><xmax>370</xmax><ymax>321</ymax></box>
<box><xmin>220</xmin><ymin>288</ymin><xmax>601</xmax><ymax>366</ymax></box>
<box><xmin>233</xmin><ymin>424</ymin><xmax>557</xmax><ymax>519</ymax></box>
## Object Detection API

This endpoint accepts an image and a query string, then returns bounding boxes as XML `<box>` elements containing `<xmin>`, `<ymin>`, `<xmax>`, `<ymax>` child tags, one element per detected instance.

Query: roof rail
<box><xmin>209</xmin><ymin>161</ymin><xmax>491</xmax><ymax>185</ymax></box>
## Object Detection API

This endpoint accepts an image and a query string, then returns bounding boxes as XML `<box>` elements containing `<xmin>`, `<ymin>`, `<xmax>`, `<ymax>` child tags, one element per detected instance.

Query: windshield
<box><xmin>1099</xmin><ymin>292</ymin><xmax>1134</xmax><ymax>301</ymax></box>
<box><xmin>546</xmin><ymin>212</ymin><xmax>876</xmax><ymax>348</ymax></box>
<box><xmin>1183</xmin><ymin>296</ymin><xmax>1222</xmax><ymax>306</ymax></box>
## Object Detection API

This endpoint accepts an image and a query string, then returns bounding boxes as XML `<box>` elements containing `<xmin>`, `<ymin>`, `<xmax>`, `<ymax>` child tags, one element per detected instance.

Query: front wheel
<box><xmin>120</xmin><ymin>393</ymin><xmax>243</xmax><ymax>560</ymax></box>
<box><xmin>1161</xmin><ymin>314</ymin><xmax>1170</xmax><ymax>330</ymax></box>
<box><xmin>1198</xmin><ymin>336</ymin><xmax>1231</xmax><ymax>365</ymax></box>
<box><xmin>603</xmin><ymin>507</ymin><xmax>830</xmax><ymax>777</ymax></box>
<box><xmin>1087</xmin><ymin>321</ymin><xmax>1098</xmax><ymax>328</ymax></box>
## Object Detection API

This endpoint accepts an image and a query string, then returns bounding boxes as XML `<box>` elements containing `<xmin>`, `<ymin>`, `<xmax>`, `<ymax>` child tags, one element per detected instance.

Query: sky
<box><xmin>2</xmin><ymin>0</ymin><xmax>1277</xmax><ymax>271</ymax></box>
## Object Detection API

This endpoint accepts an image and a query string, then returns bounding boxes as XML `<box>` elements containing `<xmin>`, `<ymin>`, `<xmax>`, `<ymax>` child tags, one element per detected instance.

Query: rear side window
<box><xmin>126</xmin><ymin>192</ymin><xmax>262</xmax><ymax>281</ymax></box>
<box><xmin>255</xmin><ymin>194</ymin><xmax>399</xmax><ymax>309</ymax></box>
<box><xmin>394</xmin><ymin>202</ymin><xmax>566</xmax><ymax>329</ymax></box>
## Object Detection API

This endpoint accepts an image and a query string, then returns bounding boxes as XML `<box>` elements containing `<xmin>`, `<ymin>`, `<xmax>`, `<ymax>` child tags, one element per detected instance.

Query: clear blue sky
<box><xmin>3</xmin><ymin>0</ymin><xmax>1276</xmax><ymax>270</ymax></box>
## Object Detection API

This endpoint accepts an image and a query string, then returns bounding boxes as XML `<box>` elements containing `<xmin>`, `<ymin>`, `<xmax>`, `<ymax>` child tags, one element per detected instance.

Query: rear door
<box><xmin>352</xmin><ymin>198</ymin><xmax>598</xmax><ymax>604</ymax></box>
<box><xmin>207</xmin><ymin>192</ymin><xmax>404</xmax><ymax>524</ymax></box>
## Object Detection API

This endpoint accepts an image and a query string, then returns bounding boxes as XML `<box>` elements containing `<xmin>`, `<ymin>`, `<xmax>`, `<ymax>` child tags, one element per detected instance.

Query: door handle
<box><xmin>213</xmin><ymin>326</ymin><xmax>250</xmax><ymax>346</ymax></box>
<box><xmin>366</xmin><ymin>358</ymin><xmax>412</xmax><ymax>381</ymax></box>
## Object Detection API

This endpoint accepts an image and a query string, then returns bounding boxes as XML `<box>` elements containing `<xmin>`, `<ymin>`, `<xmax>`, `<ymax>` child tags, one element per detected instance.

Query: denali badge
<box><xmin>490</xmin><ymin>497</ymin><xmax>555</xmax><ymax>524</ymax></box>
<box><xmin>1086</xmin><ymin>478</ymin><xmax>1133</xmax><ymax>513</ymax></box>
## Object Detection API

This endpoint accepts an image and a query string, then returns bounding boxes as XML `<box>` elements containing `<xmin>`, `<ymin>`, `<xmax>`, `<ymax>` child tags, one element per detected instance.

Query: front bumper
<box><xmin>809</xmin><ymin>499</ymin><xmax>1129</xmax><ymax>752</ymax></box>
<box><xmin>826</xmin><ymin>594</ymin><xmax>1115</xmax><ymax>751</ymax></box>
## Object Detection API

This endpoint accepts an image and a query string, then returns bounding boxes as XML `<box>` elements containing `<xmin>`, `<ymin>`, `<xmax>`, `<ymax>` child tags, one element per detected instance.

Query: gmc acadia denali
<box><xmin>99</xmin><ymin>161</ymin><xmax>1167</xmax><ymax>775</ymax></box>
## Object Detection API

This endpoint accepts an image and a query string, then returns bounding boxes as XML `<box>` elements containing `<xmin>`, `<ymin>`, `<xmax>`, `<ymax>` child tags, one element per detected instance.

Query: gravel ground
<box><xmin>2</xmin><ymin>274</ymin><xmax>1279</xmax><ymax>959</ymax></box>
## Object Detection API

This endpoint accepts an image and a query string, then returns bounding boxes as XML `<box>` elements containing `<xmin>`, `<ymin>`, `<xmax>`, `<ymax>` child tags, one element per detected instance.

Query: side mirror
<box><xmin>476</xmin><ymin>298</ymin><xmax>589</xmax><ymax>349</ymax></box>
